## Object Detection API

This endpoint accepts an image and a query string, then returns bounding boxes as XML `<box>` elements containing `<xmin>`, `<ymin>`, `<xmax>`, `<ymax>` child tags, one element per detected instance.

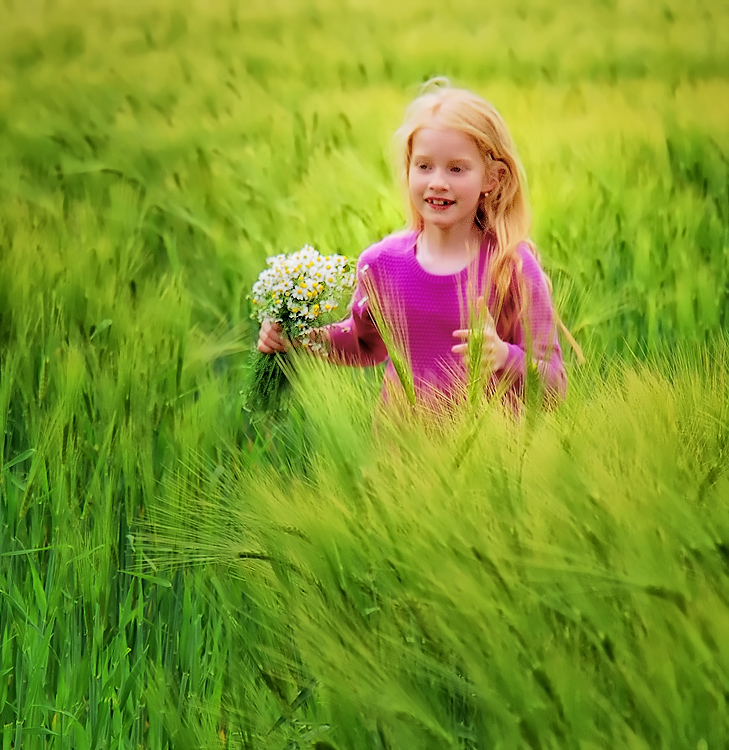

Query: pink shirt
<box><xmin>326</xmin><ymin>230</ymin><xmax>567</xmax><ymax>408</ymax></box>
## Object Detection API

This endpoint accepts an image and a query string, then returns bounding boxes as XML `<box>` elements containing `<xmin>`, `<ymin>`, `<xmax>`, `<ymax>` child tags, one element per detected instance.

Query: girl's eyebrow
<box><xmin>411</xmin><ymin>155</ymin><xmax>473</xmax><ymax>163</ymax></box>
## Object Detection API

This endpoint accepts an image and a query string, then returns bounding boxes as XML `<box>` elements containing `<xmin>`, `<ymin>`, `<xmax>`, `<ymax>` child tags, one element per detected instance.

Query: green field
<box><xmin>1</xmin><ymin>0</ymin><xmax>729</xmax><ymax>747</ymax></box>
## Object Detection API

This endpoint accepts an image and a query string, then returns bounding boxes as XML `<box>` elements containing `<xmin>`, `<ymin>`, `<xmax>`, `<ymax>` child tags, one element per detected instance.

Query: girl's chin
<box><xmin>421</xmin><ymin>215</ymin><xmax>467</xmax><ymax>231</ymax></box>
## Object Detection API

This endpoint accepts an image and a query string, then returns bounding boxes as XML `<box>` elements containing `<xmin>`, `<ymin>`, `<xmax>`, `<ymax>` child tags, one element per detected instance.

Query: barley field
<box><xmin>1</xmin><ymin>0</ymin><xmax>728</xmax><ymax>747</ymax></box>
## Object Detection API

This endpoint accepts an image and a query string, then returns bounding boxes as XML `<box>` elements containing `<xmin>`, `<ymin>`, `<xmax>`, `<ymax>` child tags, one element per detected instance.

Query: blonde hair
<box><xmin>394</xmin><ymin>79</ymin><xmax>584</xmax><ymax>364</ymax></box>
<box><xmin>395</xmin><ymin>78</ymin><xmax>531</xmax><ymax>320</ymax></box>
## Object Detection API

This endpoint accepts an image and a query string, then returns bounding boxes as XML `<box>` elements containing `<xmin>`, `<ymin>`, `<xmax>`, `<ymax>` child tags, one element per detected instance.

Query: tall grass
<box><xmin>150</xmin><ymin>346</ymin><xmax>729</xmax><ymax>748</ymax></box>
<box><xmin>1</xmin><ymin>0</ymin><xmax>728</xmax><ymax>746</ymax></box>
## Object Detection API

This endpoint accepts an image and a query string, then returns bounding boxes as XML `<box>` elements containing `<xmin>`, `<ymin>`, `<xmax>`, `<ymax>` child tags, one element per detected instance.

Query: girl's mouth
<box><xmin>425</xmin><ymin>197</ymin><xmax>455</xmax><ymax>207</ymax></box>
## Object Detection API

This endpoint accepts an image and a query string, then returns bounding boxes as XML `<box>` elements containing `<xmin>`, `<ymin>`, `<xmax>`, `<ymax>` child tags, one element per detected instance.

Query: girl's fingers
<box><xmin>452</xmin><ymin>335</ymin><xmax>499</xmax><ymax>370</ymax></box>
<box><xmin>258</xmin><ymin>321</ymin><xmax>289</xmax><ymax>353</ymax></box>
<box><xmin>451</xmin><ymin>304</ymin><xmax>507</xmax><ymax>373</ymax></box>
<box><xmin>257</xmin><ymin>337</ymin><xmax>284</xmax><ymax>354</ymax></box>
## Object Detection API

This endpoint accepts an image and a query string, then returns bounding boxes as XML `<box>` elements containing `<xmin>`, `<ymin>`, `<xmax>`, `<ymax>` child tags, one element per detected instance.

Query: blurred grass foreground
<box><xmin>1</xmin><ymin>0</ymin><xmax>729</xmax><ymax>747</ymax></box>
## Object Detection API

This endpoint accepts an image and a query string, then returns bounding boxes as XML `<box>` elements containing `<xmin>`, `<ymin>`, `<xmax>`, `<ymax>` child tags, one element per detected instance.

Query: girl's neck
<box><xmin>416</xmin><ymin>223</ymin><xmax>484</xmax><ymax>275</ymax></box>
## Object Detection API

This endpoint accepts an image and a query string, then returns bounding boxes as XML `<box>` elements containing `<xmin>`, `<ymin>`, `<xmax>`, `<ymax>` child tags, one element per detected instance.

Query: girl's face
<box><xmin>408</xmin><ymin>126</ymin><xmax>490</xmax><ymax>234</ymax></box>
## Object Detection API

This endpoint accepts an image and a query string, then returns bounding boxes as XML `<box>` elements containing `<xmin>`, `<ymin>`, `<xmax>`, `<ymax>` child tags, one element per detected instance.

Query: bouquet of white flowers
<box><xmin>247</xmin><ymin>245</ymin><xmax>354</xmax><ymax>413</ymax></box>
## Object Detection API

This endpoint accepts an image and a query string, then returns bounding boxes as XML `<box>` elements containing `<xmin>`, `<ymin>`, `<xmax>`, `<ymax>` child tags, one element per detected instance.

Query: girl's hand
<box><xmin>451</xmin><ymin>296</ymin><xmax>509</xmax><ymax>374</ymax></box>
<box><xmin>257</xmin><ymin>322</ymin><xmax>330</xmax><ymax>355</ymax></box>
<box><xmin>257</xmin><ymin>320</ymin><xmax>289</xmax><ymax>354</ymax></box>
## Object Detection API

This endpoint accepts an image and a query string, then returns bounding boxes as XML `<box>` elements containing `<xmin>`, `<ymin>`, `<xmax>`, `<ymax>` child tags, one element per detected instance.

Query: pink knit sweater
<box><xmin>326</xmin><ymin>230</ymin><xmax>567</xmax><ymax>407</ymax></box>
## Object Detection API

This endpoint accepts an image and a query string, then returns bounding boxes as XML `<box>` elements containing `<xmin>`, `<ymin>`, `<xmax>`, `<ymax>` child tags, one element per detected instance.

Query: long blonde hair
<box><xmin>395</xmin><ymin>79</ymin><xmax>583</xmax><ymax>362</ymax></box>
<box><xmin>396</xmin><ymin>80</ymin><xmax>529</xmax><ymax>303</ymax></box>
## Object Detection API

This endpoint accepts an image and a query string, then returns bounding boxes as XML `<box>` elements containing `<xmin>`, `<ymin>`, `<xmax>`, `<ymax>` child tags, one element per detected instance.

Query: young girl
<box><xmin>258</xmin><ymin>80</ymin><xmax>569</xmax><ymax>411</ymax></box>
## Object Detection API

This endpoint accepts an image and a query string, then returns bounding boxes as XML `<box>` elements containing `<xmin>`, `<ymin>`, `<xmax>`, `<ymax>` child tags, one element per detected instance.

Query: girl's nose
<box><xmin>428</xmin><ymin>169</ymin><xmax>449</xmax><ymax>190</ymax></box>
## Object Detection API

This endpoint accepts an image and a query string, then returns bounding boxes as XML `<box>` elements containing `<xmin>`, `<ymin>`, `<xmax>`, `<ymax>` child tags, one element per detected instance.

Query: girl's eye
<box><xmin>418</xmin><ymin>163</ymin><xmax>430</xmax><ymax>170</ymax></box>
<box><xmin>451</xmin><ymin>166</ymin><xmax>462</xmax><ymax>173</ymax></box>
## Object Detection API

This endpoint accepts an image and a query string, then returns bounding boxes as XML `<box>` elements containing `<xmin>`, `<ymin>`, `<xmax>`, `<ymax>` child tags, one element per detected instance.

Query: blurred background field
<box><xmin>1</xmin><ymin>0</ymin><xmax>728</xmax><ymax>747</ymax></box>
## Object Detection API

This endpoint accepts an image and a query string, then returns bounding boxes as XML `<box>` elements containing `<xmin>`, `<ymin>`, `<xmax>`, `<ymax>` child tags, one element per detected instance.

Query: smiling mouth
<box><xmin>425</xmin><ymin>197</ymin><xmax>455</xmax><ymax>207</ymax></box>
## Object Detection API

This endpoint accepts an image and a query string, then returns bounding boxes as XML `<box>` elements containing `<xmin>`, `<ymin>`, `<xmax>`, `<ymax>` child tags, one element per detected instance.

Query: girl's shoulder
<box><xmin>357</xmin><ymin>229</ymin><xmax>417</xmax><ymax>270</ymax></box>
<box><xmin>515</xmin><ymin>240</ymin><xmax>549</xmax><ymax>287</ymax></box>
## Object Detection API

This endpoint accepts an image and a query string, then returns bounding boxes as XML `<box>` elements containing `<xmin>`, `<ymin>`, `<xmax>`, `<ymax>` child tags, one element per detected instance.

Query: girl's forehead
<box><xmin>411</xmin><ymin>126</ymin><xmax>482</xmax><ymax>158</ymax></box>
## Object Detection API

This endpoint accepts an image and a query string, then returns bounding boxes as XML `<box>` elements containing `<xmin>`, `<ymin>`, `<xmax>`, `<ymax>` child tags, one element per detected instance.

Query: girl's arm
<box><xmin>499</xmin><ymin>247</ymin><xmax>567</xmax><ymax>401</ymax></box>
<box><xmin>324</xmin><ymin>257</ymin><xmax>389</xmax><ymax>366</ymax></box>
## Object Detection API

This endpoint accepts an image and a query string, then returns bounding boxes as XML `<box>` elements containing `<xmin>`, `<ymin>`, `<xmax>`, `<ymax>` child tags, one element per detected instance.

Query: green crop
<box><xmin>1</xmin><ymin>0</ymin><xmax>727</xmax><ymax>747</ymax></box>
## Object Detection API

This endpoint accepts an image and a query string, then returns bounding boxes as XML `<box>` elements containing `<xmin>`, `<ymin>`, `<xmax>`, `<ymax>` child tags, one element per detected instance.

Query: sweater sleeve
<box><xmin>499</xmin><ymin>246</ymin><xmax>567</xmax><ymax>402</ymax></box>
<box><xmin>324</xmin><ymin>252</ymin><xmax>389</xmax><ymax>366</ymax></box>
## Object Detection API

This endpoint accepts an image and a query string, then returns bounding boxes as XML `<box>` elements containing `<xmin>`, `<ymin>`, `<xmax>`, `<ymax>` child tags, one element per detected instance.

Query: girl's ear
<box><xmin>482</xmin><ymin>162</ymin><xmax>506</xmax><ymax>194</ymax></box>
<box><xmin>482</xmin><ymin>178</ymin><xmax>498</xmax><ymax>195</ymax></box>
